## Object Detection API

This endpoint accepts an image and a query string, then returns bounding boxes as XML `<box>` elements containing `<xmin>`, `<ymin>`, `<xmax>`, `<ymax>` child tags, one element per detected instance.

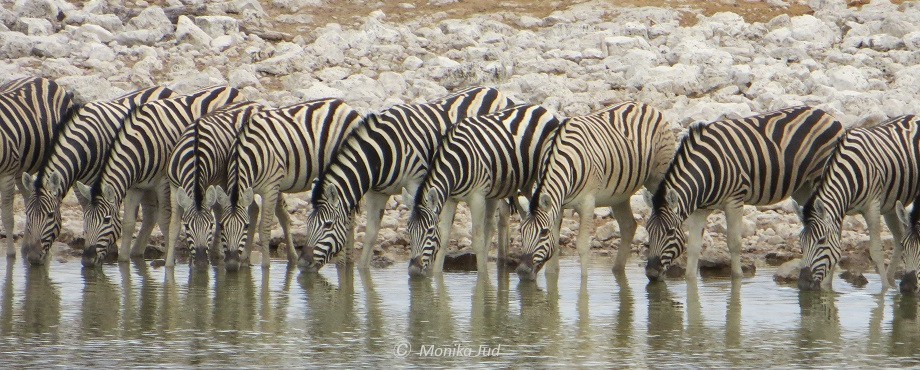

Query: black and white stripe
<box><xmin>645</xmin><ymin>106</ymin><xmax>845</xmax><ymax>281</ymax></box>
<box><xmin>0</xmin><ymin>77</ymin><xmax>73</xmax><ymax>258</ymax></box>
<box><xmin>406</xmin><ymin>104</ymin><xmax>562</xmax><ymax>276</ymax></box>
<box><xmin>74</xmin><ymin>86</ymin><xmax>240</xmax><ymax>267</ymax></box>
<box><xmin>214</xmin><ymin>98</ymin><xmax>363</xmax><ymax>269</ymax></box>
<box><xmin>516</xmin><ymin>102</ymin><xmax>677</xmax><ymax>281</ymax></box>
<box><xmin>302</xmin><ymin>87</ymin><xmax>514</xmax><ymax>272</ymax></box>
<box><xmin>21</xmin><ymin>86</ymin><xmax>173</xmax><ymax>265</ymax></box>
<box><xmin>797</xmin><ymin>115</ymin><xmax>920</xmax><ymax>291</ymax></box>
<box><xmin>165</xmin><ymin>101</ymin><xmax>264</xmax><ymax>268</ymax></box>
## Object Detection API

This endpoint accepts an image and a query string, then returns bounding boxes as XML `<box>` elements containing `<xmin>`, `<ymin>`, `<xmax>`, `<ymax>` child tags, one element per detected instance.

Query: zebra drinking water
<box><xmin>165</xmin><ymin>101</ymin><xmax>265</xmax><ymax>268</ymax></box>
<box><xmin>406</xmin><ymin>104</ymin><xmax>562</xmax><ymax>277</ymax></box>
<box><xmin>644</xmin><ymin>106</ymin><xmax>844</xmax><ymax>281</ymax></box>
<box><xmin>213</xmin><ymin>99</ymin><xmax>363</xmax><ymax>269</ymax></box>
<box><xmin>302</xmin><ymin>87</ymin><xmax>514</xmax><ymax>272</ymax></box>
<box><xmin>21</xmin><ymin>86</ymin><xmax>173</xmax><ymax>265</ymax></box>
<box><xmin>797</xmin><ymin>115</ymin><xmax>920</xmax><ymax>291</ymax></box>
<box><xmin>516</xmin><ymin>102</ymin><xmax>677</xmax><ymax>281</ymax></box>
<box><xmin>0</xmin><ymin>77</ymin><xmax>73</xmax><ymax>259</ymax></box>
<box><xmin>75</xmin><ymin>86</ymin><xmax>240</xmax><ymax>267</ymax></box>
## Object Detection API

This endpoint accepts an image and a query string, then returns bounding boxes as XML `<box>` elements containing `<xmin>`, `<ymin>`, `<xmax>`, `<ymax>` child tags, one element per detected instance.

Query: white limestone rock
<box><xmin>194</xmin><ymin>16</ymin><xmax>239</xmax><ymax>38</ymax></box>
<box><xmin>176</xmin><ymin>15</ymin><xmax>213</xmax><ymax>47</ymax></box>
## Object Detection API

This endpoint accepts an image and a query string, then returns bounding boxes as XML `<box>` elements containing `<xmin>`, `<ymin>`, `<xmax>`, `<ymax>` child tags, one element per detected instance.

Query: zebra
<box><xmin>0</xmin><ymin>77</ymin><xmax>73</xmax><ymax>258</ymax></box>
<box><xmin>212</xmin><ymin>98</ymin><xmax>363</xmax><ymax>270</ymax></box>
<box><xmin>301</xmin><ymin>87</ymin><xmax>515</xmax><ymax>272</ymax></box>
<box><xmin>74</xmin><ymin>86</ymin><xmax>240</xmax><ymax>267</ymax></box>
<box><xmin>896</xmin><ymin>197</ymin><xmax>920</xmax><ymax>294</ymax></box>
<box><xmin>515</xmin><ymin>102</ymin><xmax>677</xmax><ymax>281</ymax></box>
<box><xmin>406</xmin><ymin>104</ymin><xmax>562</xmax><ymax>277</ymax></box>
<box><xmin>21</xmin><ymin>86</ymin><xmax>174</xmax><ymax>265</ymax></box>
<box><xmin>165</xmin><ymin>101</ymin><xmax>265</xmax><ymax>268</ymax></box>
<box><xmin>796</xmin><ymin>115</ymin><xmax>920</xmax><ymax>291</ymax></box>
<box><xmin>644</xmin><ymin>106</ymin><xmax>845</xmax><ymax>281</ymax></box>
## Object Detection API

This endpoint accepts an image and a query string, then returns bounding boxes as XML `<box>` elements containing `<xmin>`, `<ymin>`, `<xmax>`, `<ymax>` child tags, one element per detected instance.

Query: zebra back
<box><xmin>32</xmin><ymin>86</ymin><xmax>174</xmax><ymax>193</ymax></box>
<box><xmin>652</xmin><ymin>106</ymin><xmax>845</xmax><ymax>216</ymax></box>
<box><xmin>418</xmin><ymin>104</ymin><xmax>563</xmax><ymax>208</ymax></box>
<box><xmin>91</xmin><ymin>86</ymin><xmax>240</xmax><ymax>201</ymax></box>
<box><xmin>0</xmin><ymin>77</ymin><xmax>73</xmax><ymax>174</ymax></box>
<box><xmin>168</xmin><ymin>101</ymin><xmax>264</xmax><ymax>208</ymax></box>
<box><xmin>226</xmin><ymin>98</ymin><xmax>363</xmax><ymax>204</ymax></box>
<box><xmin>529</xmin><ymin>102</ymin><xmax>677</xmax><ymax>213</ymax></box>
<box><xmin>311</xmin><ymin>86</ymin><xmax>515</xmax><ymax>212</ymax></box>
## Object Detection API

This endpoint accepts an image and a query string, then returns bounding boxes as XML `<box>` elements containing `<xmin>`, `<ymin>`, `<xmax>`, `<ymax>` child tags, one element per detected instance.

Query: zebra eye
<box><xmin>539</xmin><ymin>228</ymin><xmax>549</xmax><ymax>237</ymax></box>
<box><xmin>323</xmin><ymin>221</ymin><xmax>333</xmax><ymax>229</ymax></box>
<box><xmin>427</xmin><ymin>227</ymin><xmax>436</xmax><ymax>234</ymax></box>
<box><xmin>103</xmin><ymin>215</ymin><xmax>112</xmax><ymax>223</ymax></box>
<box><xmin>817</xmin><ymin>237</ymin><xmax>827</xmax><ymax>245</ymax></box>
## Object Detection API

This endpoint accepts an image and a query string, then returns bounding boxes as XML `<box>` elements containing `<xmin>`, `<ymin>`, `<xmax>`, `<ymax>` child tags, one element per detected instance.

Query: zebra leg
<box><xmin>433</xmin><ymin>199</ymin><xmax>458</xmax><ymax>275</ymax></box>
<box><xmin>166</xmin><ymin>185</ymin><xmax>182</xmax><ymax>267</ymax></box>
<box><xmin>575</xmin><ymin>196</ymin><xmax>597</xmax><ymax>277</ymax></box>
<box><xmin>611</xmin><ymin>201</ymin><xmax>637</xmax><ymax>273</ymax></box>
<box><xmin>483</xmin><ymin>198</ymin><xmax>499</xmax><ymax>258</ymax></box>
<box><xmin>469</xmin><ymin>194</ymin><xmax>489</xmax><ymax>274</ymax></box>
<box><xmin>1</xmin><ymin>175</ymin><xmax>15</xmax><ymax>257</ymax></box>
<box><xmin>497</xmin><ymin>200</ymin><xmax>510</xmax><ymax>263</ymax></box>
<box><xmin>883</xmin><ymin>211</ymin><xmax>905</xmax><ymax>286</ymax></box>
<box><xmin>864</xmin><ymin>205</ymin><xmax>889</xmax><ymax>290</ymax></box>
<box><xmin>273</xmin><ymin>194</ymin><xmax>297</xmax><ymax>266</ymax></box>
<box><xmin>724</xmin><ymin>201</ymin><xmax>746</xmax><ymax>278</ymax></box>
<box><xmin>152</xmin><ymin>185</ymin><xmax>173</xmax><ymax>261</ymax></box>
<box><xmin>545</xmin><ymin>214</ymin><xmax>563</xmax><ymax>276</ymax></box>
<box><xmin>131</xmin><ymin>191</ymin><xmax>158</xmax><ymax>258</ymax></box>
<box><xmin>257</xmin><ymin>190</ymin><xmax>280</xmax><ymax>268</ymax></box>
<box><xmin>685</xmin><ymin>209</ymin><xmax>712</xmax><ymax>280</ymax></box>
<box><xmin>210</xmin><ymin>205</ymin><xmax>223</xmax><ymax>264</ymax></box>
<box><xmin>358</xmin><ymin>192</ymin><xmax>389</xmax><ymax>269</ymax></box>
<box><xmin>241</xmin><ymin>202</ymin><xmax>259</xmax><ymax>265</ymax></box>
<box><xmin>118</xmin><ymin>190</ymin><xmax>143</xmax><ymax>262</ymax></box>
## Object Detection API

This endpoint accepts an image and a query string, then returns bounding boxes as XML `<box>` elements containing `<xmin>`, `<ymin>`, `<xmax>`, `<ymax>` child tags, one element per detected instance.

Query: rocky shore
<box><xmin>2</xmin><ymin>0</ymin><xmax>918</xmax><ymax>277</ymax></box>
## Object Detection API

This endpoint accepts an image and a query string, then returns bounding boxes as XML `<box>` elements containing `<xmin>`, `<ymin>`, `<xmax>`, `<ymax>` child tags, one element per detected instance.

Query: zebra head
<box><xmin>517</xmin><ymin>194</ymin><xmax>557</xmax><ymax>282</ymax></box>
<box><xmin>74</xmin><ymin>181</ymin><xmax>122</xmax><ymax>267</ymax></box>
<box><xmin>407</xmin><ymin>189</ymin><xmax>440</xmax><ymax>278</ymax></box>
<box><xmin>176</xmin><ymin>186</ymin><xmax>219</xmax><ymax>268</ymax></box>
<box><xmin>796</xmin><ymin>199</ymin><xmax>840</xmax><ymax>291</ymax></box>
<box><xmin>300</xmin><ymin>184</ymin><xmax>350</xmax><ymax>272</ymax></box>
<box><xmin>21</xmin><ymin>172</ymin><xmax>64</xmax><ymax>265</ymax></box>
<box><xmin>896</xmin><ymin>202</ymin><xmax>920</xmax><ymax>294</ymax></box>
<box><xmin>214</xmin><ymin>186</ymin><xmax>254</xmax><ymax>272</ymax></box>
<box><xmin>645</xmin><ymin>189</ymin><xmax>688</xmax><ymax>281</ymax></box>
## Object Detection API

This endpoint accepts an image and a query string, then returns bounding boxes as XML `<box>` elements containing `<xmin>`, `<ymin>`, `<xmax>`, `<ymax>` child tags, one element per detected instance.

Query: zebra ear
<box><xmin>214</xmin><ymin>186</ymin><xmax>231</xmax><ymax>210</ymax></box>
<box><xmin>516</xmin><ymin>195</ymin><xmax>530</xmax><ymax>219</ymax></box>
<box><xmin>74</xmin><ymin>181</ymin><xmax>92</xmax><ymax>207</ymax></box>
<box><xmin>896</xmin><ymin>201</ymin><xmax>910</xmax><ymax>230</ymax></box>
<box><xmin>204</xmin><ymin>186</ymin><xmax>218</xmax><ymax>209</ymax></box>
<box><xmin>21</xmin><ymin>172</ymin><xmax>35</xmax><ymax>196</ymax></box>
<box><xmin>323</xmin><ymin>185</ymin><xmax>340</xmax><ymax>208</ymax></box>
<box><xmin>666</xmin><ymin>189</ymin><xmax>680</xmax><ymax>214</ymax></box>
<box><xmin>425</xmin><ymin>190</ymin><xmax>438</xmax><ymax>208</ymax></box>
<box><xmin>239</xmin><ymin>187</ymin><xmax>255</xmax><ymax>208</ymax></box>
<box><xmin>812</xmin><ymin>198</ymin><xmax>826</xmax><ymax>220</ymax></box>
<box><xmin>101</xmin><ymin>184</ymin><xmax>117</xmax><ymax>202</ymax></box>
<box><xmin>643</xmin><ymin>189</ymin><xmax>654</xmax><ymax>209</ymax></box>
<box><xmin>402</xmin><ymin>188</ymin><xmax>414</xmax><ymax>207</ymax></box>
<box><xmin>538</xmin><ymin>193</ymin><xmax>552</xmax><ymax>210</ymax></box>
<box><xmin>45</xmin><ymin>172</ymin><xmax>63</xmax><ymax>197</ymax></box>
<box><xmin>176</xmin><ymin>188</ymin><xmax>194</xmax><ymax>210</ymax></box>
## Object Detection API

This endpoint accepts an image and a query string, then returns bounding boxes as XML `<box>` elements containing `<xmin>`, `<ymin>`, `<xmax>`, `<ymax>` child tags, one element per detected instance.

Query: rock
<box><xmin>254</xmin><ymin>42</ymin><xmax>305</xmax><ymax>75</ymax></box>
<box><xmin>150</xmin><ymin>259</ymin><xmax>166</xmax><ymax>268</ymax></box>
<box><xmin>176</xmin><ymin>15</ymin><xmax>212</xmax><ymax>47</ymax></box>
<box><xmin>840</xmin><ymin>270</ymin><xmax>868</xmax><ymax>288</ymax></box>
<box><xmin>515</xmin><ymin>15</ymin><xmax>543</xmax><ymax>28</ymax></box>
<box><xmin>765</xmin><ymin>251</ymin><xmax>795</xmax><ymax>266</ymax></box>
<box><xmin>194</xmin><ymin>15</ymin><xmax>239</xmax><ymax>38</ymax></box>
<box><xmin>442</xmin><ymin>251</ymin><xmax>477</xmax><ymax>272</ymax></box>
<box><xmin>126</xmin><ymin>6</ymin><xmax>173</xmax><ymax>43</ymax></box>
<box><xmin>429</xmin><ymin>0</ymin><xmax>457</xmax><ymax>5</ymax></box>
<box><xmin>210</xmin><ymin>35</ymin><xmax>233</xmax><ymax>51</ymax></box>
<box><xmin>55</xmin><ymin>75</ymin><xmax>118</xmax><ymax>104</ymax></box>
<box><xmin>14</xmin><ymin>0</ymin><xmax>59</xmax><ymax>19</ymax></box>
<box><xmin>371</xmin><ymin>252</ymin><xmax>395</xmax><ymax>268</ymax></box>
<box><xmin>905</xmin><ymin>31</ymin><xmax>920</xmax><ymax>51</ymax></box>
<box><xmin>75</xmin><ymin>24</ymin><xmax>115</xmax><ymax>43</ymax></box>
<box><xmin>249</xmin><ymin>250</ymin><xmax>263</xmax><ymax>265</ymax></box>
<box><xmin>228</xmin><ymin>67</ymin><xmax>260</xmax><ymax>88</ymax></box>
<box><xmin>272</xmin><ymin>0</ymin><xmax>322</xmax><ymax>11</ymax></box>
<box><xmin>295</xmin><ymin>82</ymin><xmax>344</xmax><ymax>101</ymax></box>
<box><xmin>826</xmin><ymin>65</ymin><xmax>869</xmax><ymax>91</ymax></box>
<box><xmin>403</xmin><ymin>56</ymin><xmax>423</xmax><ymax>70</ymax></box>
<box><xmin>596</xmin><ymin>221</ymin><xmax>618</xmax><ymax>242</ymax></box>
<box><xmin>51</xmin><ymin>242</ymin><xmax>70</xmax><ymax>255</ymax></box>
<box><xmin>17</xmin><ymin>18</ymin><xmax>53</xmax><ymax>36</ymax></box>
<box><xmin>378</xmin><ymin>71</ymin><xmax>406</xmax><ymax>96</ymax></box>
<box><xmin>699</xmin><ymin>246</ymin><xmax>756</xmax><ymax>277</ymax></box>
<box><xmin>774</xmin><ymin>258</ymin><xmax>801</xmax><ymax>283</ymax></box>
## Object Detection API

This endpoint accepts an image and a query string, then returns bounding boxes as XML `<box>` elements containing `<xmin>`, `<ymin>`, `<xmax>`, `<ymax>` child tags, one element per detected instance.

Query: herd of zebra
<box><xmin>3</xmin><ymin>76</ymin><xmax>920</xmax><ymax>294</ymax></box>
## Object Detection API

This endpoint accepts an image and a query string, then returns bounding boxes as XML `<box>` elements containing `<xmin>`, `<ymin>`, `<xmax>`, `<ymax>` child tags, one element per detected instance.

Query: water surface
<box><xmin>0</xmin><ymin>258</ymin><xmax>918</xmax><ymax>368</ymax></box>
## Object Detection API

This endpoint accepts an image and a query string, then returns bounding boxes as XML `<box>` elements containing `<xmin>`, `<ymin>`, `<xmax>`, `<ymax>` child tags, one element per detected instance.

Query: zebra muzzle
<box><xmin>645</xmin><ymin>256</ymin><xmax>665</xmax><ymax>281</ymax></box>
<box><xmin>224</xmin><ymin>250</ymin><xmax>241</xmax><ymax>272</ymax></box>
<box><xmin>191</xmin><ymin>247</ymin><xmax>210</xmax><ymax>267</ymax></box>
<box><xmin>408</xmin><ymin>257</ymin><xmax>430</xmax><ymax>278</ymax></box>
<box><xmin>797</xmin><ymin>267</ymin><xmax>822</xmax><ymax>291</ymax></box>
<box><xmin>81</xmin><ymin>245</ymin><xmax>102</xmax><ymax>268</ymax></box>
<box><xmin>900</xmin><ymin>271</ymin><xmax>918</xmax><ymax>294</ymax></box>
<box><xmin>515</xmin><ymin>256</ymin><xmax>539</xmax><ymax>282</ymax></box>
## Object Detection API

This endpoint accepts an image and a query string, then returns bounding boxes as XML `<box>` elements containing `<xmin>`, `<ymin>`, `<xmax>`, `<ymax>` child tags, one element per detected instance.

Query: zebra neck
<box><xmin>811</xmin><ymin>190</ymin><xmax>848</xmax><ymax>227</ymax></box>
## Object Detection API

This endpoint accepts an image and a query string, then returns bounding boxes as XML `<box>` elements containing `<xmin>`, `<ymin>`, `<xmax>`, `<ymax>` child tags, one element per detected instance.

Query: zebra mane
<box><xmin>651</xmin><ymin>122</ymin><xmax>703</xmax><ymax>211</ymax></box>
<box><xmin>528</xmin><ymin>117</ymin><xmax>568</xmax><ymax>214</ymax></box>
<box><xmin>191</xmin><ymin>114</ymin><xmax>204</xmax><ymax>207</ymax></box>
<box><xmin>33</xmin><ymin>102</ymin><xmax>83</xmax><ymax>189</ymax></box>
<box><xmin>310</xmin><ymin>112</ymin><xmax>375</xmax><ymax>209</ymax></box>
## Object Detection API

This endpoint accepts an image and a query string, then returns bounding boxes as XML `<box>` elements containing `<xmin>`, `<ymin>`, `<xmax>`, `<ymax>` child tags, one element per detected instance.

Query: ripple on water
<box><xmin>0</xmin><ymin>257</ymin><xmax>918</xmax><ymax>367</ymax></box>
